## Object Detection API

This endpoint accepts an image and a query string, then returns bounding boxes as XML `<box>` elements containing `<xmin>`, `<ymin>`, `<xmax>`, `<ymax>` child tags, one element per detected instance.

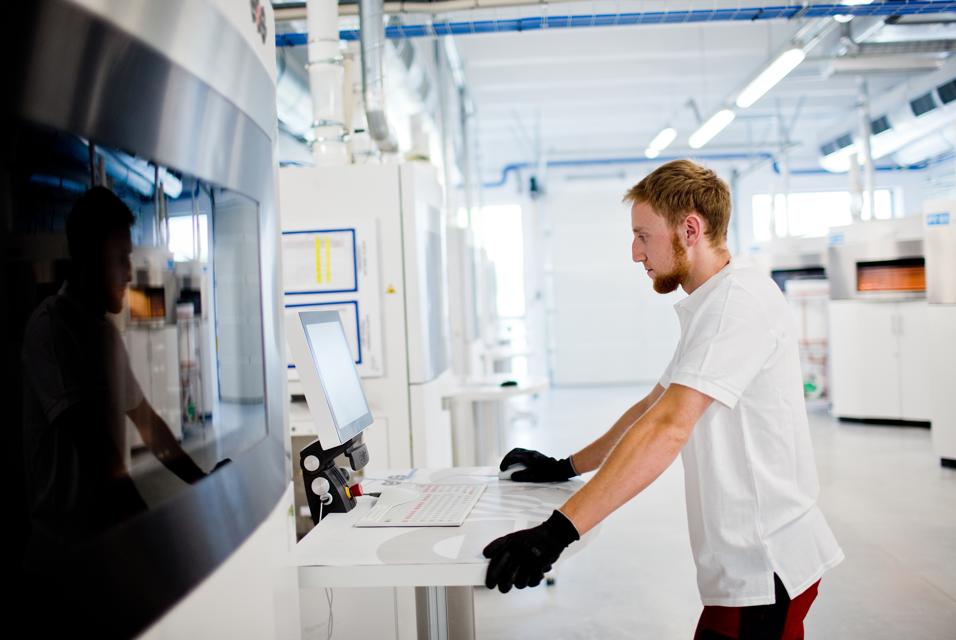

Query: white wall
<box><xmin>542</xmin><ymin>179</ymin><xmax>681</xmax><ymax>386</ymax></box>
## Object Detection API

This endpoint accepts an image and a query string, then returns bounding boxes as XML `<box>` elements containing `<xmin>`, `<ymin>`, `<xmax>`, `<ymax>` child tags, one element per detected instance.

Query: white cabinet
<box><xmin>828</xmin><ymin>299</ymin><xmax>930</xmax><ymax>422</ymax></box>
<box><xmin>898</xmin><ymin>302</ymin><xmax>931</xmax><ymax>421</ymax></box>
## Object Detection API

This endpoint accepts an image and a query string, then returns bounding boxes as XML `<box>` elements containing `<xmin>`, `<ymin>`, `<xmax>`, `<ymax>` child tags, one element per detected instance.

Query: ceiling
<box><xmin>273</xmin><ymin>1</ymin><xmax>956</xmax><ymax>185</ymax></box>
<box><xmin>445</xmin><ymin>2</ymin><xmax>955</xmax><ymax>185</ymax></box>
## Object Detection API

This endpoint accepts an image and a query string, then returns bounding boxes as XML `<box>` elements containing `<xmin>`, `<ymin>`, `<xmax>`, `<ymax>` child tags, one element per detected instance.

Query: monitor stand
<box><xmin>300</xmin><ymin>436</ymin><xmax>369</xmax><ymax>524</ymax></box>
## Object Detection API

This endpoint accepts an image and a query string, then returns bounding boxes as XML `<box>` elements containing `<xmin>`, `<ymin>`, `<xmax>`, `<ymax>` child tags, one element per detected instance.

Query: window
<box><xmin>477</xmin><ymin>204</ymin><xmax>526</xmax><ymax>318</ymax></box>
<box><xmin>168</xmin><ymin>214</ymin><xmax>208</xmax><ymax>261</ymax></box>
<box><xmin>752</xmin><ymin>189</ymin><xmax>894</xmax><ymax>242</ymax></box>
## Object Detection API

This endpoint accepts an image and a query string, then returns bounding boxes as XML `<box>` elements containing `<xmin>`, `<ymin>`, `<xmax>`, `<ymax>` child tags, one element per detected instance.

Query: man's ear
<box><xmin>683</xmin><ymin>213</ymin><xmax>704</xmax><ymax>247</ymax></box>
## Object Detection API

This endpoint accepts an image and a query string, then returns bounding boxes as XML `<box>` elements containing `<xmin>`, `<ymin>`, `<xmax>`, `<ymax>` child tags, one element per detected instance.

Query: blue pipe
<box><xmin>482</xmin><ymin>151</ymin><xmax>955</xmax><ymax>189</ymax></box>
<box><xmin>276</xmin><ymin>2</ymin><xmax>956</xmax><ymax>46</ymax></box>
<box><xmin>482</xmin><ymin>153</ymin><xmax>773</xmax><ymax>189</ymax></box>
<box><xmin>29</xmin><ymin>174</ymin><xmax>88</xmax><ymax>193</ymax></box>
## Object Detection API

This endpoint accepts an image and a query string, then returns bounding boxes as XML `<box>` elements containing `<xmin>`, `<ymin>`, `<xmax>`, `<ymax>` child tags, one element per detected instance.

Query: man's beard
<box><xmin>652</xmin><ymin>232</ymin><xmax>690</xmax><ymax>294</ymax></box>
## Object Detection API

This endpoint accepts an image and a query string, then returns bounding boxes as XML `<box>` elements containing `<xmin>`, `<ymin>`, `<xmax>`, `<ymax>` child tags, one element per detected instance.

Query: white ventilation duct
<box><xmin>359</xmin><ymin>0</ymin><xmax>399</xmax><ymax>154</ymax></box>
<box><xmin>307</xmin><ymin>0</ymin><xmax>348</xmax><ymax>164</ymax></box>
<box><xmin>818</xmin><ymin>55</ymin><xmax>956</xmax><ymax>171</ymax></box>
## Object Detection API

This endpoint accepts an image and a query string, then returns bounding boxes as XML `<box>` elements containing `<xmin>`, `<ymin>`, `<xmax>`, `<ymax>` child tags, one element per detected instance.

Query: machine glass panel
<box><xmin>8</xmin><ymin>121</ymin><xmax>269</xmax><ymax>549</ymax></box>
<box><xmin>856</xmin><ymin>257</ymin><xmax>927</xmax><ymax>294</ymax></box>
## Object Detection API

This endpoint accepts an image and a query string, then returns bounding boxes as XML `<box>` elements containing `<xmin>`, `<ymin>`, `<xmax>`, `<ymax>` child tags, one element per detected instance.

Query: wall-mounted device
<box><xmin>287</xmin><ymin>309</ymin><xmax>372</xmax><ymax>522</ymax></box>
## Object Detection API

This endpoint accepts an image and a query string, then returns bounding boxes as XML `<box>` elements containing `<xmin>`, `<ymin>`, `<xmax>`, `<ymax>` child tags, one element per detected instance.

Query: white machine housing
<box><xmin>446</xmin><ymin>225</ymin><xmax>484</xmax><ymax>378</ymax></box>
<box><xmin>280</xmin><ymin>162</ymin><xmax>454</xmax><ymax>470</ymax></box>
<box><xmin>923</xmin><ymin>199</ymin><xmax>956</xmax><ymax>466</ymax></box>
<box><xmin>826</xmin><ymin>218</ymin><xmax>930</xmax><ymax>423</ymax></box>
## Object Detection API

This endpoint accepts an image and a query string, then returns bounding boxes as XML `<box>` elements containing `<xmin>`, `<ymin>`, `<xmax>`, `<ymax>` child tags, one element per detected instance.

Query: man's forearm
<box><xmin>571</xmin><ymin>389</ymin><xmax>659</xmax><ymax>473</ymax></box>
<box><xmin>132</xmin><ymin>402</ymin><xmax>206</xmax><ymax>482</ymax></box>
<box><xmin>561</xmin><ymin>412</ymin><xmax>688</xmax><ymax>535</ymax></box>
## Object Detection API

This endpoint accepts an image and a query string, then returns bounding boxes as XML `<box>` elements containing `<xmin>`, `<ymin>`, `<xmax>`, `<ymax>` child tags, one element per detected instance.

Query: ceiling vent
<box><xmin>910</xmin><ymin>91</ymin><xmax>938</xmax><ymax>116</ymax></box>
<box><xmin>818</xmin><ymin>57</ymin><xmax>956</xmax><ymax>171</ymax></box>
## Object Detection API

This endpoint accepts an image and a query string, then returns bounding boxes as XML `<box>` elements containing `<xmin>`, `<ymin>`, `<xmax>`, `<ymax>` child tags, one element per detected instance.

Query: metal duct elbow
<box><xmin>358</xmin><ymin>0</ymin><xmax>399</xmax><ymax>154</ymax></box>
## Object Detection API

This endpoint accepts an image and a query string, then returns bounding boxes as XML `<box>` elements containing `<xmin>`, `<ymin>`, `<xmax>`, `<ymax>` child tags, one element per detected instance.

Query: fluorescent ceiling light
<box><xmin>736</xmin><ymin>48</ymin><xmax>806</xmax><ymax>109</ymax></box>
<box><xmin>841</xmin><ymin>0</ymin><xmax>873</xmax><ymax>5</ymax></box>
<box><xmin>644</xmin><ymin>147</ymin><xmax>660</xmax><ymax>159</ymax></box>
<box><xmin>689</xmin><ymin>109</ymin><xmax>735</xmax><ymax>149</ymax></box>
<box><xmin>648</xmin><ymin>127</ymin><xmax>677</xmax><ymax>152</ymax></box>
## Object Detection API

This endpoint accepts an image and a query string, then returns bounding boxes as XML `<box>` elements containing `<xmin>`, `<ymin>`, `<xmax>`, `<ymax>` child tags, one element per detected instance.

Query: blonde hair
<box><xmin>623</xmin><ymin>159</ymin><xmax>731</xmax><ymax>245</ymax></box>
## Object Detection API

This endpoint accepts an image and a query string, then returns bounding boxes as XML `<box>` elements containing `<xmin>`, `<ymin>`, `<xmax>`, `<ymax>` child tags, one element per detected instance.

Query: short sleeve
<box><xmin>668</xmin><ymin>290</ymin><xmax>777</xmax><ymax>409</ymax></box>
<box><xmin>658</xmin><ymin>351</ymin><xmax>678</xmax><ymax>388</ymax></box>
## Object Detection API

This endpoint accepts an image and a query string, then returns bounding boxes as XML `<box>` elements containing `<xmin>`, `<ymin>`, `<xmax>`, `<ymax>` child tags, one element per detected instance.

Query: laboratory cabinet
<box><xmin>829</xmin><ymin>299</ymin><xmax>930</xmax><ymax>422</ymax></box>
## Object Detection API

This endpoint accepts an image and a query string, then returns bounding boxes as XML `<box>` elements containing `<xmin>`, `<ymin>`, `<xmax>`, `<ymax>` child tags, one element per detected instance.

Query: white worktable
<box><xmin>443</xmin><ymin>377</ymin><xmax>549</xmax><ymax>467</ymax></box>
<box><xmin>293</xmin><ymin>467</ymin><xmax>593</xmax><ymax>639</ymax></box>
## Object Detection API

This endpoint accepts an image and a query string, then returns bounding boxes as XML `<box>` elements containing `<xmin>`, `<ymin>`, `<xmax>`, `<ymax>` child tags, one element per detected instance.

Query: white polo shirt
<box><xmin>659</xmin><ymin>260</ymin><xmax>844</xmax><ymax>606</ymax></box>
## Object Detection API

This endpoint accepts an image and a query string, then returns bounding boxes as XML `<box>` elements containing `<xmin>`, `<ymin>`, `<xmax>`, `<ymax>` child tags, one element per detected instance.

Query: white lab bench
<box><xmin>443</xmin><ymin>376</ymin><xmax>549</xmax><ymax>467</ymax></box>
<box><xmin>292</xmin><ymin>467</ymin><xmax>594</xmax><ymax>639</ymax></box>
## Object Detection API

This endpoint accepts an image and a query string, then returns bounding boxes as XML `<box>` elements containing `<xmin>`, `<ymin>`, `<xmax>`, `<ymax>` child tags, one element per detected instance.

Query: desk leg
<box><xmin>415</xmin><ymin>586</ymin><xmax>475</xmax><ymax>640</ymax></box>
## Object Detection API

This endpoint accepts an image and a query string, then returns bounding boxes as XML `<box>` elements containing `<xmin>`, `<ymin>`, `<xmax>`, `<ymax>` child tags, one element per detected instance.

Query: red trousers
<box><xmin>694</xmin><ymin>574</ymin><xmax>820</xmax><ymax>640</ymax></box>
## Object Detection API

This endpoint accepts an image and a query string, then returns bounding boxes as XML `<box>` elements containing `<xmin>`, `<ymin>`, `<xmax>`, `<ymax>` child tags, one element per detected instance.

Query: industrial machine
<box><xmin>5</xmin><ymin>1</ymin><xmax>288</xmax><ymax>636</ymax></box>
<box><xmin>827</xmin><ymin>216</ymin><xmax>930</xmax><ymax>423</ymax></box>
<box><xmin>125</xmin><ymin>246</ymin><xmax>184</xmax><ymax>448</ymax></box>
<box><xmin>924</xmin><ymin>200</ymin><xmax>956</xmax><ymax>467</ymax></box>
<box><xmin>446</xmin><ymin>226</ymin><xmax>484</xmax><ymax>378</ymax></box>
<box><xmin>751</xmin><ymin>237</ymin><xmax>830</xmax><ymax>400</ymax></box>
<box><xmin>280</xmin><ymin>162</ymin><xmax>454</xmax><ymax>470</ymax></box>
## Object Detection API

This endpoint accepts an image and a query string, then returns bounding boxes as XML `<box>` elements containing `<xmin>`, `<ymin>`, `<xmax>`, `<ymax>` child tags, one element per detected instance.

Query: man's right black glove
<box><xmin>499</xmin><ymin>447</ymin><xmax>578</xmax><ymax>483</ymax></box>
<box><xmin>483</xmin><ymin>510</ymin><xmax>580</xmax><ymax>593</ymax></box>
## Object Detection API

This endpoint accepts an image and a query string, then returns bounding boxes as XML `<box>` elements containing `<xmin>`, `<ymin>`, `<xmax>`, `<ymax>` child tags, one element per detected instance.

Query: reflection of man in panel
<box><xmin>21</xmin><ymin>187</ymin><xmax>204</xmax><ymax>566</ymax></box>
<box><xmin>484</xmin><ymin>161</ymin><xmax>843</xmax><ymax>639</ymax></box>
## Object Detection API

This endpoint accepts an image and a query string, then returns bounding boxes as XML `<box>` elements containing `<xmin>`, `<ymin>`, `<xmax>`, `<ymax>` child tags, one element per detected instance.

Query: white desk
<box><xmin>443</xmin><ymin>377</ymin><xmax>549</xmax><ymax>467</ymax></box>
<box><xmin>293</xmin><ymin>468</ymin><xmax>593</xmax><ymax>639</ymax></box>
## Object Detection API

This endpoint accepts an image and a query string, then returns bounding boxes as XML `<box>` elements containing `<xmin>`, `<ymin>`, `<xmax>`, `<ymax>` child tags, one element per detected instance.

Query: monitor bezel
<box><xmin>296</xmin><ymin>310</ymin><xmax>374</xmax><ymax>443</ymax></box>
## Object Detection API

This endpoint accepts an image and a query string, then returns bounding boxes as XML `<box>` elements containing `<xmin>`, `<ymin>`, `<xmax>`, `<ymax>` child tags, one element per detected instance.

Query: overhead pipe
<box><xmin>482</xmin><ymin>151</ymin><xmax>949</xmax><ymax>190</ymax></box>
<box><xmin>358</xmin><ymin>0</ymin><xmax>399</xmax><ymax>155</ymax></box>
<box><xmin>276</xmin><ymin>0</ymin><xmax>582</xmax><ymax>21</ymax></box>
<box><xmin>276</xmin><ymin>2</ymin><xmax>956</xmax><ymax>45</ymax></box>
<box><xmin>307</xmin><ymin>0</ymin><xmax>348</xmax><ymax>164</ymax></box>
<box><xmin>857</xmin><ymin>79</ymin><xmax>876</xmax><ymax>220</ymax></box>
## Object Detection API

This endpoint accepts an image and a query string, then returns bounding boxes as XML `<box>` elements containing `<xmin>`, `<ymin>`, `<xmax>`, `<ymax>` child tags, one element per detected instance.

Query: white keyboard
<box><xmin>355</xmin><ymin>484</ymin><xmax>485</xmax><ymax>527</ymax></box>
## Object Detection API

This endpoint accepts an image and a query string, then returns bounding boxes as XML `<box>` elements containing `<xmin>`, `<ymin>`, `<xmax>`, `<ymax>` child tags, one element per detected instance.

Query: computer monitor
<box><xmin>286</xmin><ymin>309</ymin><xmax>374</xmax><ymax>447</ymax></box>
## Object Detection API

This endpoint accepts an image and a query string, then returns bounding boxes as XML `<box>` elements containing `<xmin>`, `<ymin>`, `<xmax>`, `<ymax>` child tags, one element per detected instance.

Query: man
<box><xmin>21</xmin><ymin>186</ymin><xmax>206</xmax><ymax>569</ymax></box>
<box><xmin>483</xmin><ymin>160</ymin><xmax>843</xmax><ymax>639</ymax></box>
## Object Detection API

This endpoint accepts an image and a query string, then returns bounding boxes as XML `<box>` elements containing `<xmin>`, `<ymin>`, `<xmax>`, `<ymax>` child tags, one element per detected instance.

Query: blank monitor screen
<box><xmin>300</xmin><ymin>312</ymin><xmax>373</xmax><ymax>442</ymax></box>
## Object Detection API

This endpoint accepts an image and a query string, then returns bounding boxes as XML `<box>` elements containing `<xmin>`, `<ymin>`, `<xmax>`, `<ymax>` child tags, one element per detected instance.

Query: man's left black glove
<box><xmin>483</xmin><ymin>510</ymin><xmax>580</xmax><ymax>593</ymax></box>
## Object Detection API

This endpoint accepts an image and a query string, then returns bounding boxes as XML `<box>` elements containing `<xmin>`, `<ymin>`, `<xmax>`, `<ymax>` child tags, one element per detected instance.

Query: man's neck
<box><xmin>681</xmin><ymin>246</ymin><xmax>732</xmax><ymax>295</ymax></box>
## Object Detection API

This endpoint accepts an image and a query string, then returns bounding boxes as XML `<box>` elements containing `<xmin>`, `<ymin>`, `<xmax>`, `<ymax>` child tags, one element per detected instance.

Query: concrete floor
<box><xmin>474</xmin><ymin>386</ymin><xmax>956</xmax><ymax>639</ymax></box>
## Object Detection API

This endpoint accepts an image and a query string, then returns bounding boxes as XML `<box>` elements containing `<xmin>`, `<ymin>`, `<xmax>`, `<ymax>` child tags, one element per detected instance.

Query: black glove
<box><xmin>483</xmin><ymin>510</ymin><xmax>580</xmax><ymax>593</ymax></box>
<box><xmin>500</xmin><ymin>447</ymin><xmax>577</xmax><ymax>483</ymax></box>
